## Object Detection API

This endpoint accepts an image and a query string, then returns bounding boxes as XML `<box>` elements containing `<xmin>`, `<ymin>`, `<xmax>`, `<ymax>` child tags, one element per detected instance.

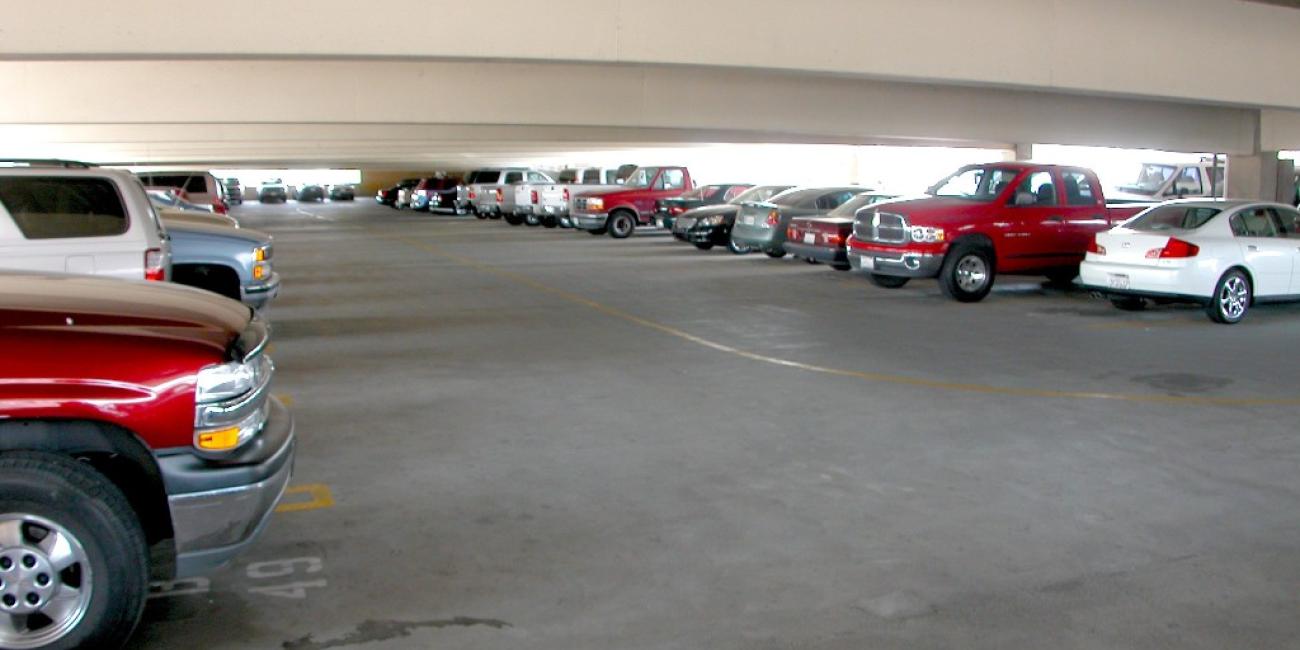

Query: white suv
<box><xmin>0</xmin><ymin>162</ymin><xmax>172</xmax><ymax>281</ymax></box>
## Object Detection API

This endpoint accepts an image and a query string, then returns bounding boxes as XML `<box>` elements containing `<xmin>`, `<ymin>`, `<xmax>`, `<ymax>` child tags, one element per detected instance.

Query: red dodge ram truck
<box><xmin>0</xmin><ymin>272</ymin><xmax>295</xmax><ymax>649</ymax></box>
<box><xmin>847</xmin><ymin>162</ymin><xmax>1148</xmax><ymax>301</ymax></box>
<box><xmin>569</xmin><ymin>166</ymin><xmax>695</xmax><ymax>239</ymax></box>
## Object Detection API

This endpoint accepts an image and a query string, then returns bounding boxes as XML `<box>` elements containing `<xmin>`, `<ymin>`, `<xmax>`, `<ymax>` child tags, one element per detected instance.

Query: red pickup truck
<box><xmin>846</xmin><ymin>162</ymin><xmax>1148</xmax><ymax>301</ymax></box>
<box><xmin>0</xmin><ymin>272</ymin><xmax>295</xmax><ymax>649</ymax></box>
<box><xmin>569</xmin><ymin>166</ymin><xmax>695</xmax><ymax>238</ymax></box>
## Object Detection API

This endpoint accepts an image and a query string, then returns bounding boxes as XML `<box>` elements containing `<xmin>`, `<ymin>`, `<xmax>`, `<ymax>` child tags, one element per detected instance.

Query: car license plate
<box><xmin>859</xmin><ymin>255</ymin><xmax>874</xmax><ymax>270</ymax></box>
<box><xmin>803</xmin><ymin>233</ymin><xmax>815</xmax><ymax>244</ymax></box>
<box><xmin>743</xmin><ymin>215</ymin><xmax>754</xmax><ymax>225</ymax></box>
<box><xmin>1108</xmin><ymin>274</ymin><xmax>1130</xmax><ymax>290</ymax></box>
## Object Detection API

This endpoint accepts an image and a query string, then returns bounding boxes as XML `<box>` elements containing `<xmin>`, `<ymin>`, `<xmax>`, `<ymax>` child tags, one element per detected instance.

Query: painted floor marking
<box><xmin>392</xmin><ymin>234</ymin><xmax>1300</xmax><ymax>408</ymax></box>
<box><xmin>276</xmin><ymin>483</ymin><xmax>335</xmax><ymax>513</ymax></box>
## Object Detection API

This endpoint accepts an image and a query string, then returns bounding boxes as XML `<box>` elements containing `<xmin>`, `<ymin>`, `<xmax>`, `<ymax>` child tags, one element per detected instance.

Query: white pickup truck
<box><xmin>500</xmin><ymin>170</ymin><xmax>557</xmax><ymax>226</ymax></box>
<box><xmin>0</xmin><ymin>161</ymin><xmax>172</xmax><ymax>281</ymax></box>
<box><xmin>537</xmin><ymin>165</ymin><xmax>636</xmax><ymax>228</ymax></box>
<box><xmin>1110</xmin><ymin>160</ymin><xmax>1226</xmax><ymax>203</ymax></box>
<box><xmin>465</xmin><ymin>168</ymin><xmax>550</xmax><ymax>219</ymax></box>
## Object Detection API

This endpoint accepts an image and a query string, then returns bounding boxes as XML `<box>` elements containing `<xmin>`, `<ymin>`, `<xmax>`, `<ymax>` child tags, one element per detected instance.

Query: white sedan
<box><xmin>1080</xmin><ymin>200</ymin><xmax>1300</xmax><ymax>324</ymax></box>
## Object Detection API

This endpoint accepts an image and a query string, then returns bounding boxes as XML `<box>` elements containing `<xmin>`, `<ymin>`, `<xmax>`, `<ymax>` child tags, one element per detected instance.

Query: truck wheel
<box><xmin>542</xmin><ymin>216</ymin><xmax>557</xmax><ymax>228</ymax></box>
<box><xmin>764</xmin><ymin>249</ymin><xmax>786</xmax><ymax>259</ymax></box>
<box><xmin>0</xmin><ymin>452</ymin><xmax>148</xmax><ymax>650</ymax></box>
<box><xmin>503</xmin><ymin>214</ymin><xmax>524</xmax><ymax>226</ymax></box>
<box><xmin>693</xmin><ymin>242</ymin><xmax>714</xmax><ymax>251</ymax></box>
<box><xmin>524</xmin><ymin>213</ymin><xmax>541</xmax><ymax>227</ymax></box>
<box><xmin>1206</xmin><ymin>269</ymin><xmax>1251</xmax><ymax>324</ymax></box>
<box><xmin>608</xmin><ymin>211</ymin><xmax>636</xmax><ymax>239</ymax></box>
<box><xmin>727</xmin><ymin>240</ymin><xmax>752</xmax><ymax>255</ymax></box>
<box><xmin>867</xmin><ymin>273</ymin><xmax>910</xmax><ymax>288</ymax></box>
<box><xmin>939</xmin><ymin>241</ymin><xmax>996</xmax><ymax>302</ymax></box>
<box><xmin>473</xmin><ymin>209</ymin><xmax>486</xmax><ymax>220</ymax></box>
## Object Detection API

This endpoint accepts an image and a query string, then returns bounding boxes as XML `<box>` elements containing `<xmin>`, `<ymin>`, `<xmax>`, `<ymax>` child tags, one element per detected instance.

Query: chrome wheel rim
<box><xmin>955</xmin><ymin>255</ymin><xmax>988</xmax><ymax>292</ymax></box>
<box><xmin>613</xmin><ymin>216</ymin><xmax>632</xmax><ymax>236</ymax></box>
<box><xmin>0</xmin><ymin>514</ymin><xmax>93</xmax><ymax>649</ymax></box>
<box><xmin>1219</xmin><ymin>276</ymin><xmax>1249</xmax><ymax>320</ymax></box>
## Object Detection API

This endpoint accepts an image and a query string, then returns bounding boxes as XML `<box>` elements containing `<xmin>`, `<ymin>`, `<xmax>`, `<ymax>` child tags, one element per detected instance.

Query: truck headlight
<box><xmin>909</xmin><ymin>226</ymin><xmax>945</xmax><ymax>243</ymax></box>
<box><xmin>196</xmin><ymin>361</ymin><xmax>261</xmax><ymax>403</ymax></box>
<box><xmin>586</xmin><ymin>197</ymin><xmax>605</xmax><ymax>211</ymax></box>
<box><xmin>193</xmin><ymin>355</ymin><xmax>274</xmax><ymax>454</ymax></box>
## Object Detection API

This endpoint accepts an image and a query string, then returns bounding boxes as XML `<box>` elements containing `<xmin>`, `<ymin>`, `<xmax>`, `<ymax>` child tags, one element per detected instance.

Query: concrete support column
<box><xmin>1013</xmin><ymin>143</ymin><xmax>1035</xmax><ymax>161</ymax></box>
<box><xmin>1226</xmin><ymin>152</ymin><xmax>1280</xmax><ymax>201</ymax></box>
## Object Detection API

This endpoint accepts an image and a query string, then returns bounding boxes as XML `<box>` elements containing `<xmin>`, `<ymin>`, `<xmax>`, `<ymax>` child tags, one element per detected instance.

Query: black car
<box><xmin>671</xmin><ymin>185</ymin><xmax>793</xmax><ymax>253</ymax></box>
<box><xmin>657</xmin><ymin>184</ymin><xmax>753</xmax><ymax>230</ymax></box>
<box><xmin>329</xmin><ymin>184</ymin><xmax>356</xmax><ymax>201</ymax></box>
<box><xmin>375</xmin><ymin>178</ymin><xmax>420</xmax><ymax>207</ymax></box>
<box><xmin>297</xmin><ymin>184</ymin><xmax>326</xmax><ymax>202</ymax></box>
<box><xmin>224</xmin><ymin>178</ymin><xmax>243</xmax><ymax>205</ymax></box>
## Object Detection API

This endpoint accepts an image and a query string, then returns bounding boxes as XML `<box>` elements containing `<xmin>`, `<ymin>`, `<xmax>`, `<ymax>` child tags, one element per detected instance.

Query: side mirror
<box><xmin>1014</xmin><ymin>191</ymin><xmax>1036</xmax><ymax>206</ymax></box>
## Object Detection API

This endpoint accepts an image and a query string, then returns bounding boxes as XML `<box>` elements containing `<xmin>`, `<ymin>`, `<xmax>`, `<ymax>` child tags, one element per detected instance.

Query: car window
<box><xmin>528</xmin><ymin>172</ymin><xmax>548</xmax><ymax>183</ymax></box>
<box><xmin>1060</xmin><ymin>170</ymin><xmax>1098</xmax><ymax>206</ymax></box>
<box><xmin>604</xmin><ymin>170</ymin><xmax>620</xmax><ymax>184</ymax></box>
<box><xmin>559</xmin><ymin>170</ymin><xmax>579</xmax><ymax>183</ymax></box>
<box><xmin>1127</xmin><ymin>205</ymin><xmax>1221</xmax><ymax>231</ymax></box>
<box><xmin>1011</xmin><ymin>171</ymin><xmax>1057</xmax><ymax>206</ymax></box>
<box><xmin>816</xmin><ymin>190</ymin><xmax>856</xmax><ymax>210</ymax></box>
<box><xmin>1274</xmin><ymin>208</ymin><xmax>1300</xmax><ymax>238</ymax></box>
<box><xmin>0</xmin><ymin>176</ymin><xmax>129</xmax><ymax>239</ymax></box>
<box><xmin>1230</xmin><ymin>208</ymin><xmax>1279</xmax><ymax>238</ymax></box>
<box><xmin>829</xmin><ymin>193</ymin><xmax>889</xmax><ymax>217</ymax></box>
<box><xmin>723</xmin><ymin>186</ymin><xmax>748</xmax><ymax>201</ymax></box>
<box><xmin>1171</xmin><ymin>167</ymin><xmax>1202</xmax><ymax>196</ymax></box>
<box><xmin>468</xmin><ymin>170</ymin><xmax>500</xmax><ymax>184</ymax></box>
<box><xmin>656</xmin><ymin>169</ymin><xmax>685</xmax><ymax>191</ymax></box>
<box><xmin>186</xmin><ymin>176</ymin><xmax>208</xmax><ymax>194</ymax></box>
<box><xmin>504</xmin><ymin>172</ymin><xmax>523</xmax><ymax>184</ymax></box>
<box><xmin>931</xmin><ymin>167</ymin><xmax>1020</xmax><ymax>203</ymax></box>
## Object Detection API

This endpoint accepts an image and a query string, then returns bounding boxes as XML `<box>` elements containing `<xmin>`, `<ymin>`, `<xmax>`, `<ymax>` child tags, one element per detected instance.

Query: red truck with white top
<box><xmin>846</xmin><ymin>162</ymin><xmax>1148</xmax><ymax>301</ymax></box>
<box><xmin>0</xmin><ymin>272</ymin><xmax>295</xmax><ymax>649</ymax></box>
<box><xmin>569</xmin><ymin>166</ymin><xmax>695</xmax><ymax>239</ymax></box>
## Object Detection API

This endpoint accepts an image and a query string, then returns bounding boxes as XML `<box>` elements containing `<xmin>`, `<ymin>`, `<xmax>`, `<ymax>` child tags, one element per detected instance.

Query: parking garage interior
<box><xmin>4</xmin><ymin>2</ymin><xmax>1300</xmax><ymax>649</ymax></box>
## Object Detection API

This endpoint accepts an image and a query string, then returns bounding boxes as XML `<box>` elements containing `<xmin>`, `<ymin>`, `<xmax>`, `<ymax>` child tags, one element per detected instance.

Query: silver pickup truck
<box><xmin>500</xmin><ymin>170</ymin><xmax>557</xmax><ymax>226</ymax></box>
<box><xmin>465</xmin><ymin>168</ymin><xmax>551</xmax><ymax>219</ymax></box>
<box><xmin>537</xmin><ymin>165</ymin><xmax>636</xmax><ymax>228</ymax></box>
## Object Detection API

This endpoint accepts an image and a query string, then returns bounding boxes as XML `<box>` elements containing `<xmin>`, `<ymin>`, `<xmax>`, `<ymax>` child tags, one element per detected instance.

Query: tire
<box><xmin>503</xmin><ymin>213</ymin><xmax>524</xmax><ymax>226</ymax></box>
<box><xmin>587</xmin><ymin>228</ymin><xmax>607</xmax><ymax>236</ymax></box>
<box><xmin>1206</xmin><ymin>269</ymin><xmax>1251</xmax><ymax>324</ymax></box>
<box><xmin>867</xmin><ymin>273</ymin><xmax>910</xmax><ymax>288</ymax></box>
<box><xmin>1044</xmin><ymin>268</ymin><xmax>1078</xmax><ymax>287</ymax></box>
<box><xmin>608</xmin><ymin>211</ymin><xmax>636</xmax><ymax>239</ymax></box>
<box><xmin>0</xmin><ymin>452</ymin><xmax>148</xmax><ymax>650</ymax></box>
<box><xmin>1109</xmin><ymin>297</ymin><xmax>1147</xmax><ymax>311</ymax></box>
<box><xmin>728</xmin><ymin>239</ymin><xmax>752</xmax><ymax>255</ymax></box>
<box><xmin>764</xmin><ymin>249</ymin><xmax>786</xmax><ymax>259</ymax></box>
<box><xmin>542</xmin><ymin>216</ymin><xmax>557</xmax><ymax>229</ymax></box>
<box><xmin>474</xmin><ymin>210</ymin><xmax>487</xmax><ymax>220</ymax></box>
<box><xmin>524</xmin><ymin>213</ymin><xmax>541</xmax><ymax>227</ymax></box>
<box><xmin>804</xmin><ymin>257</ymin><xmax>818</xmax><ymax>265</ymax></box>
<box><xmin>938</xmin><ymin>241</ymin><xmax>996</xmax><ymax>302</ymax></box>
<box><xmin>832</xmin><ymin>263</ymin><xmax>851</xmax><ymax>272</ymax></box>
<box><xmin>693</xmin><ymin>242</ymin><xmax>714</xmax><ymax>251</ymax></box>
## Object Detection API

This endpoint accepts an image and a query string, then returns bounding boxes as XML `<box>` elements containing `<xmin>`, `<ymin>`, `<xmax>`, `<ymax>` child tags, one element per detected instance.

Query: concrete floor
<box><xmin>130</xmin><ymin>199</ymin><xmax>1300</xmax><ymax>650</ymax></box>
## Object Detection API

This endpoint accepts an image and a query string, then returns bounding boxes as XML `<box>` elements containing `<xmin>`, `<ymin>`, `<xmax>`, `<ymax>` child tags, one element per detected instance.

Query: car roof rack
<box><xmin>0</xmin><ymin>159</ymin><xmax>97</xmax><ymax>168</ymax></box>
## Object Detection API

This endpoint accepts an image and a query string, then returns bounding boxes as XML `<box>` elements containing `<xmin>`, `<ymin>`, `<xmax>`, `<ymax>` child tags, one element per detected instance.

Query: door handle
<box><xmin>1248</xmin><ymin>245</ymin><xmax>1259</xmax><ymax>252</ymax></box>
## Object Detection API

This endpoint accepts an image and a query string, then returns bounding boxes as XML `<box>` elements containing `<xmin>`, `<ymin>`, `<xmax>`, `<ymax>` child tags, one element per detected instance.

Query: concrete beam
<box><xmin>5</xmin><ymin>0</ymin><xmax>1300</xmax><ymax>111</ymax></box>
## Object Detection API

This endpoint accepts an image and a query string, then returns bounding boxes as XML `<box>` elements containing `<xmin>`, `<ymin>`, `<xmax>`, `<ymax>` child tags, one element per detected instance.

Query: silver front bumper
<box><xmin>570</xmin><ymin>212</ymin><xmax>609</xmax><ymax>230</ymax></box>
<box><xmin>163</xmin><ymin>397</ymin><xmax>295</xmax><ymax>578</ymax></box>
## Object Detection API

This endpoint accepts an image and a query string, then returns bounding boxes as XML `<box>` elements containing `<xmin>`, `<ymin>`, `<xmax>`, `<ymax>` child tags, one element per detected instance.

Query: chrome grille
<box><xmin>855</xmin><ymin>211</ymin><xmax>908</xmax><ymax>244</ymax></box>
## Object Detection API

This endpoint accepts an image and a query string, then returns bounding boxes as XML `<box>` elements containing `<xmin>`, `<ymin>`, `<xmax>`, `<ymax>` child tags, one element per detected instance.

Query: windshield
<box><xmin>623</xmin><ymin>167</ymin><xmax>661</xmax><ymax>189</ymax></box>
<box><xmin>558</xmin><ymin>170</ymin><xmax>578</xmax><ymax>183</ymax></box>
<box><xmin>929</xmin><ymin>167</ymin><xmax>1020</xmax><ymax>202</ymax></box>
<box><xmin>1119</xmin><ymin>164</ymin><xmax>1177</xmax><ymax>195</ymax></box>
<box><xmin>730</xmin><ymin>185</ymin><xmax>793</xmax><ymax>205</ymax></box>
<box><xmin>1126</xmin><ymin>204</ymin><xmax>1221</xmax><ymax>231</ymax></box>
<box><xmin>829</xmin><ymin>193</ymin><xmax>894</xmax><ymax>217</ymax></box>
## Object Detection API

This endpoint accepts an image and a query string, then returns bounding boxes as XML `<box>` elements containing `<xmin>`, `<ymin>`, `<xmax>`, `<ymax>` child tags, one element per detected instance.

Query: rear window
<box><xmin>468</xmin><ymin>170</ymin><xmax>500</xmax><ymax>184</ymax></box>
<box><xmin>829</xmin><ymin>193</ymin><xmax>890</xmax><ymax>217</ymax></box>
<box><xmin>0</xmin><ymin>176</ymin><xmax>128</xmax><ymax>239</ymax></box>
<box><xmin>730</xmin><ymin>185</ymin><xmax>792</xmax><ymax>205</ymax></box>
<box><xmin>140</xmin><ymin>174</ymin><xmax>207</xmax><ymax>194</ymax></box>
<box><xmin>559</xmin><ymin>170</ymin><xmax>579</xmax><ymax>183</ymax></box>
<box><xmin>1127</xmin><ymin>205</ymin><xmax>1221</xmax><ymax>231</ymax></box>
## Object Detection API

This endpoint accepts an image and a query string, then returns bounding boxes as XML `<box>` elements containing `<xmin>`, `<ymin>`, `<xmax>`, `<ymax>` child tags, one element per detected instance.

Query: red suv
<box><xmin>0</xmin><ymin>272</ymin><xmax>295</xmax><ymax>649</ymax></box>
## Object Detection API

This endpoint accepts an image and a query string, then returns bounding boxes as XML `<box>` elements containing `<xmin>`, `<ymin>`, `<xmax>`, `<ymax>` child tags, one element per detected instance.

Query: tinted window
<box><xmin>730</xmin><ymin>185</ymin><xmax>793</xmax><ymax>205</ymax></box>
<box><xmin>723</xmin><ymin>186</ymin><xmax>749</xmax><ymax>201</ymax></box>
<box><xmin>1230</xmin><ymin>207</ymin><xmax>1279</xmax><ymax>238</ymax></box>
<box><xmin>504</xmin><ymin>172</ymin><xmax>523</xmax><ymax>184</ymax></box>
<box><xmin>1011</xmin><ymin>171</ymin><xmax>1057</xmax><ymax>206</ymax></box>
<box><xmin>829</xmin><ymin>193</ymin><xmax>891</xmax><ymax>217</ymax></box>
<box><xmin>1127</xmin><ymin>205</ymin><xmax>1221</xmax><ymax>231</ymax></box>
<box><xmin>1275</xmin><ymin>208</ymin><xmax>1300</xmax><ymax>238</ymax></box>
<box><xmin>468</xmin><ymin>170</ymin><xmax>500</xmax><ymax>184</ymax></box>
<box><xmin>770</xmin><ymin>188</ymin><xmax>824</xmax><ymax>207</ymax></box>
<box><xmin>559</xmin><ymin>170</ymin><xmax>579</xmax><ymax>183</ymax></box>
<box><xmin>816</xmin><ymin>190</ymin><xmax>857</xmax><ymax>210</ymax></box>
<box><xmin>604</xmin><ymin>170</ymin><xmax>620</xmax><ymax>184</ymax></box>
<box><xmin>1060</xmin><ymin>170</ymin><xmax>1097</xmax><ymax>206</ymax></box>
<box><xmin>0</xmin><ymin>176</ymin><xmax>128</xmax><ymax>239</ymax></box>
<box><xmin>186</xmin><ymin>175</ymin><xmax>208</xmax><ymax>193</ymax></box>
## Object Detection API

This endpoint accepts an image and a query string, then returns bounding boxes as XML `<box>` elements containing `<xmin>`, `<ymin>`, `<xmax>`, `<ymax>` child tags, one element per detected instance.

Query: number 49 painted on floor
<box><xmin>246</xmin><ymin>557</ymin><xmax>326</xmax><ymax>599</ymax></box>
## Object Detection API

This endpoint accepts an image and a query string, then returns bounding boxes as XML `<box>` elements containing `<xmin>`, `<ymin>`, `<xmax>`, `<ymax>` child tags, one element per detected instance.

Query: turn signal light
<box><xmin>787</xmin><ymin>227</ymin><xmax>798</xmax><ymax>239</ymax></box>
<box><xmin>197</xmin><ymin>427</ymin><xmax>241</xmax><ymax>451</ymax></box>
<box><xmin>562</xmin><ymin>188</ymin><xmax>570</xmax><ymax>201</ymax></box>
<box><xmin>1086</xmin><ymin>237</ymin><xmax>1106</xmax><ymax>256</ymax></box>
<box><xmin>144</xmin><ymin>248</ymin><xmax>165</xmax><ymax>281</ymax></box>
<box><xmin>766</xmin><ymin>210</ymin><xmax>780</xmax><ymax>226</ymax></box>
<box><xmin>495</xmin><ymin>188</ymin><xmax>503</xmax><ymax>202</ymax></box>
<box><xmin>468</xmin><ymin>190</ymin><xmax>477</xmax><ymax>199</ymax></box>
<box><xmin>531</xmin><ymin>190</ymin><xmax>539</xmax><ymax>204</ymax></box>
<box><xmin>1147</xmin><ymin>238</ymin><xmax>1199</xmax><ymax>259</ymax></box>
<box><xmin>825</xmin><ymin>233</ymin><xmax>844</xmax><ymax>245</ymax></box>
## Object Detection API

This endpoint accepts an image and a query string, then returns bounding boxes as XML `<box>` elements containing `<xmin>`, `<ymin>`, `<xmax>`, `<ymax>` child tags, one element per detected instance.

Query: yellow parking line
<box><xmin>276</xmin><ymin>484</ymin><xmax>335</xmax><ymax>513</ymax></box>
<box><xmin>393</xmin><ymin>235</ymin><xmax>1300</xmax><ymax>408</ymax></box>
<box><xmin>275</xmin><ymin>394</ymin><xmax>295</xmax><ymax>407</ymax></box>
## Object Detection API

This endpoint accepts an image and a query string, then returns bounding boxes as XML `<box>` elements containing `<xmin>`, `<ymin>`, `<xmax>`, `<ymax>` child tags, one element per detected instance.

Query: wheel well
<box><xmin>173</xmin><ymin>264</ymin><xmax>241</xmax><ymax>301</ymax></box>
<box><xmin>610</xmin><ymin>207</ymin><xmax>638</xmax><ymax>222</ymax></box>
<box><xmin>0</xmin><ymin>420</ymin><xmax>174</xmax><ymax>549</ymax></box>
